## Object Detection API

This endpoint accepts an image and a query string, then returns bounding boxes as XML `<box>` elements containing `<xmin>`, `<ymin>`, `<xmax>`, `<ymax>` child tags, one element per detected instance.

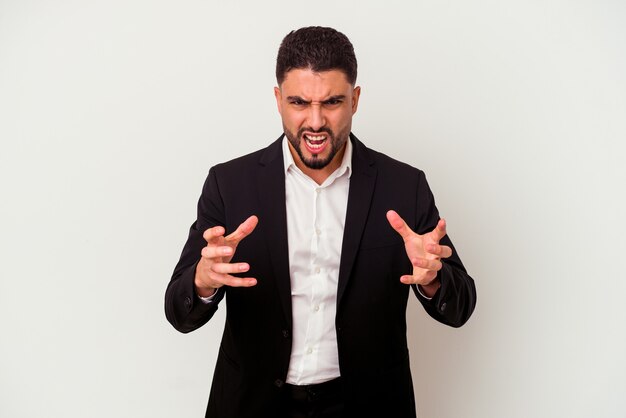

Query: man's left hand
<box><xmin>386</xmin><ymin>210</ymin><xmax>452</xmax><ymax>297</ymax></box>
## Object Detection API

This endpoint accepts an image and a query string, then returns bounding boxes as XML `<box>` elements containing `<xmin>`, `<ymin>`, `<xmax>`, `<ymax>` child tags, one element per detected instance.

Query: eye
<box><xmin>289</xmin><ymin>99</ymin><xmax>307</xmax><ymax>107</ymax></box>
<box><xmin>323</xmin><ymin>98</ymin><xmax>343</xmax><ymax>107</ymax></box>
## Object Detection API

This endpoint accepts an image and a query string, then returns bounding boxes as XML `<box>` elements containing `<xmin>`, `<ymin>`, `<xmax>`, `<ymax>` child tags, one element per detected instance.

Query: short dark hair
<box><xmin>276</xmin><ymin>26</ymin><xmax>357</xmax><ymax>86</ymax></box>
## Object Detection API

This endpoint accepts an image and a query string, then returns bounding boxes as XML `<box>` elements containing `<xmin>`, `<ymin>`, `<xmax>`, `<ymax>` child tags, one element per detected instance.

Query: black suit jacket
<box><xmin>165</xmin><ymin>134</ymin><xmax>476</xmax><ymax>418</ymax></box>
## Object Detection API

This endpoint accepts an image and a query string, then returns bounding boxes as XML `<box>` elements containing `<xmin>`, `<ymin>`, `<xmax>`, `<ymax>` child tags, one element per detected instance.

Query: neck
<box><xmin>288</xmin><ymin>143</ymin><xmax>346</xmax><ymax>186</ymax></box>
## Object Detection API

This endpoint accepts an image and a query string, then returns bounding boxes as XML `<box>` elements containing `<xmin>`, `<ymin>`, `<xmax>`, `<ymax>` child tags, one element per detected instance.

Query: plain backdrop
<box><xmin>1</xmin><ymin>1</ymin><xmax>625</xmax><ymax>417</ymax></box>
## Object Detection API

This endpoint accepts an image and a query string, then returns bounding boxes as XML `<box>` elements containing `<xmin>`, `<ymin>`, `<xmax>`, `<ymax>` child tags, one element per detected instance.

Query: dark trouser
<box><xmin>280</xmin><ymin>377</ymin><xmax>345</xmax><ymax>418</ymax></box>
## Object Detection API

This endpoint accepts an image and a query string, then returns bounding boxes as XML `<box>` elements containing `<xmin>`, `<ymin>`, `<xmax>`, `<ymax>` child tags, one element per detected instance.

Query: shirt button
<box><xmin>315</xmin><ymin>228</ymin><xmax>321</xmax><ymax>235</ymax></box>
<box><xmin>313</xmin><ymin>305</ymin><xmax>320</xmax><ymax>312</ymax></box>
<box><xmin>306</xmin><ymin>348</ymin><xmax>313</xmax><ymax>355</ymax></box>
<box><xmin>315</xmin><ymin>188</ymin><xmax>321</xmax><ymax>194</ymax></box>
<box><xmin>315</xmin><ymin>266</ymin><xmax>321</xmax><ymax>274</ymax></box>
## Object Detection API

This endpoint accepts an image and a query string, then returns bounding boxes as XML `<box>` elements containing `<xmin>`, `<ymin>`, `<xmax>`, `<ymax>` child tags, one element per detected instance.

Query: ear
<box><xmin>351</xmin><ymin>86</ymin><xmax>361</xmax><ymax>114</ymax></box>
<box><xmin>274</xmin><ymin>86</ymin><xmax>283</xmax><ymax>114</ymax></box>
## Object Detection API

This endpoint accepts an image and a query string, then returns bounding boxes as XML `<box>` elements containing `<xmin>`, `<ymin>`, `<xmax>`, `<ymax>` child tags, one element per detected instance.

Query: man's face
<box><xmin>274</xmin><ymin>68</ymin><xmax>361</xmax><ymax>172</ymax></box>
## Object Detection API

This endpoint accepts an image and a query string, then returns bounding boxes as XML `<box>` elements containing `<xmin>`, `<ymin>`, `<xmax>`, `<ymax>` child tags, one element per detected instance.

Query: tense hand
<box><xmin>386</xmin><ymin>210</ymin><xmax>452</xmax><ymax>295</ymax></box>
<box><xmin>194</xmin><ymin>215</ymin><xmax>259</xmax><ymax>297</ymax></box>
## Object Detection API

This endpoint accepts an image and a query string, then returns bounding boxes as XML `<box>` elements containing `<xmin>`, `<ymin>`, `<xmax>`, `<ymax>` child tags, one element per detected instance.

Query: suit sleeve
<box><xmin>165</xmin><ymin>167</ymin><xmax>227</xmax><ymax>333</ymax></box>
<box><xmin>411</xmin><ymin>170</ymin><xmax>477</xmax><ymax>328</ymax></box>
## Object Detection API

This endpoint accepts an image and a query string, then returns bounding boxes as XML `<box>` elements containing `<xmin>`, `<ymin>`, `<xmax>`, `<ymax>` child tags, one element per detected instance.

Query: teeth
<box><xmin>305</xmin><ymin>134</ymin><xmax>326</xmax><ymax>141</ymax></box>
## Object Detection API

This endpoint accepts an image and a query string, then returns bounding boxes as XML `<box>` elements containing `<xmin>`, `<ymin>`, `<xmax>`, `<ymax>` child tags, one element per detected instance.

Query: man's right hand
<box><xmin>194</xmin><ymin>215</ymin><xmax>259</xmax><ymax>297</ymax></box>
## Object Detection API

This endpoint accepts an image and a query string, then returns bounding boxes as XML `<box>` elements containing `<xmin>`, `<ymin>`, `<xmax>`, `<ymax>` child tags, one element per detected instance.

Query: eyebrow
<box><xmin>286</xmin><ymin>95</ymin><xmax>346</xmax><ymax>103</ymax></box>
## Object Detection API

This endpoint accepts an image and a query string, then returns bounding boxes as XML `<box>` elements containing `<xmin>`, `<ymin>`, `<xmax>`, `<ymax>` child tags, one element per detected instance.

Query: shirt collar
<box><xmin>282</xmin><ymin>135</ymin><xmax>353</xmax><ymax>181</ymax></box>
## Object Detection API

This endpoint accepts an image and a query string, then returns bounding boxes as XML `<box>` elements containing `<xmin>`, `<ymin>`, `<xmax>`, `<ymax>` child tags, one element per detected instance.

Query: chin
<box><xmin>302</xmin><ymin>154</ymin><xmax>333</xmax><ymax>170</ymax></box>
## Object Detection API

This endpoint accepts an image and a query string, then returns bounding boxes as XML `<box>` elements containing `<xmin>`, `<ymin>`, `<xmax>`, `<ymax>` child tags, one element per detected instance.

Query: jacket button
<box><xmin>274</xmin><ymin>379</ymin><xmax>284</xmax><ymax>388</ymax></box>
<box><xmin>184</xmin><ymin>297</ymin><xmax>192</xmax><ymax>309</ymax></box>
<box><xmin>282</xmin><ymin>329</ymin><xmax>290</xmax><ymax>338</ymax></box>
<box><xmin>440</xmin><ymin>302</ymin><xmax>447</xmax><ymax>312</ymax></box>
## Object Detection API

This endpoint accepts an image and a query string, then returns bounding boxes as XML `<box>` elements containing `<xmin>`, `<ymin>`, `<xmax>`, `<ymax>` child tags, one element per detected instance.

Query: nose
<box><xmin>307</xmin><ymin>104</ymin><xmax>326</xmax><ymax>131</ymax></box>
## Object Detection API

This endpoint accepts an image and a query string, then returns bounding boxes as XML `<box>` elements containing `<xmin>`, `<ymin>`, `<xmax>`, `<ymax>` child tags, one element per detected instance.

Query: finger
<box><xmin>225</xmin><ymin>276</ymin><xmax>257</xmax><ymax>287</ymax></box>
<box><xmin>206</xmin><ymin>270</ymin><xmax>257</xmax><ymax>287</ymax></box>
<box><xmin>400</xmin><ymin>270</ymin><xmax>437</xmax><ymax>285</ymax></box>
<box><xmin>203</xmin><ymin>225</ymin><xmax>226</xmax><ymax>243</ymax></box>
<box><xmin>201</xmin><ymin>245</ymin><xmax>234</xmax><ymax>259</ymax></box>
<box><xmin>225</xmin><ymin>215</ymin><xmax>259</xmax><ymax>244</ymax></box>
<box><xmin>386</xmin><ymin>210</ymin><xmax>414</xmax><ymax>241</ymax></box>
<box><xmin>210</xmin><ymin>262</ymin><xmax>250</xmax><ymax>275</ymax></box>
<box><xmin>425</xmin><ymin>243</ymin><xmax>453</xmax><ymax>259</ymax></box>
<box><xmin>411</xmin><ymin>257</ymin><xmax>443</xmax><ymax>272</ymax></box>
<box><xmin>400</xmin><ymin>275</ymin><xmax>414</xmax><ymax>284</ymax></box>
<box><xmin>429</xmin><ymin>218</ymin><xmax>447</xmax><ymax>242</ymax></box>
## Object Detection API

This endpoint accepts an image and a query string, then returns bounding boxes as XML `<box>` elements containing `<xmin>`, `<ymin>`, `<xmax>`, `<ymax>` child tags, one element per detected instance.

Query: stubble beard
<box><xmin>284</xmin><ymin>126</ymin><xmax>349</xmax><ymax>170</ymax></box>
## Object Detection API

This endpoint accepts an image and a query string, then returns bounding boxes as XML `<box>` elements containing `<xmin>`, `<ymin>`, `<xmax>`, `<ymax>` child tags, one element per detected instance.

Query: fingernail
<box><xmin>239</xmin><ymin>264</ymin><xmax>249</xmax><ymax>271</ymax></box>
<box><xmin>223</xmin><ymin>247</ymin><xmax>233</xmax><ymax>255</ymax></box>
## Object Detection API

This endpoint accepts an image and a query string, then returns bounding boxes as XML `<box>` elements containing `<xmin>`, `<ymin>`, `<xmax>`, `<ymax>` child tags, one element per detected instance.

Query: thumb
<box><xmin>386</xmin><ymin>210</ymin><xmax>414</xmax><ymax>241</ymax></box>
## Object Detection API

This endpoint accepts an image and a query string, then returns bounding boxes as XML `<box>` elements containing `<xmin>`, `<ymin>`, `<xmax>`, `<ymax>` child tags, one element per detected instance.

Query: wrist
<box><xmin>196</xmin><ymin>285</ymin><xmax>217</xmax><ymax>298</ymax></box>
<box><xmin>419</xmin><ymin>277</ymin><xmax>440</xmax><ymax>298</ymax></box>
<box><xmin>194</xmin><ymin>261</ymin><xmax>217</xmax><ymax>297</ymax></box>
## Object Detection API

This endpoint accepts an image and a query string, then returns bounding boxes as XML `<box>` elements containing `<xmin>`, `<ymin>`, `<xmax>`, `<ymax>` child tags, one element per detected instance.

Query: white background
<box><xmin>1</xmin><ymin>1</ymin><xmax>625</xmax><ymax>417</ymax></box>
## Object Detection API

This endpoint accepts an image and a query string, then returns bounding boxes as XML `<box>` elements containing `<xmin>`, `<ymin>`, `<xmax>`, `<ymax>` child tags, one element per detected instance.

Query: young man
<box><xmin>166</xmin><ymin>26</ymin><xmax>476</xmax><ymax>418</ymax></box>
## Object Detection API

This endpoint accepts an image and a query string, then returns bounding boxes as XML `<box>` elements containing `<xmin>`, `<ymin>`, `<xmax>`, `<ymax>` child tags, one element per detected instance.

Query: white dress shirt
<box><xmin>283</xmin><ymin>137</ymin><xmax>352</xmax><ymax>385</ymax></box>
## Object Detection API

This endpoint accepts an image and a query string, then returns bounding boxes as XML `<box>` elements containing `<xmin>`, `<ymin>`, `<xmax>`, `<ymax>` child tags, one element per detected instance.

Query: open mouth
<box><xmin>303</xmin><ymin>133</ymin><xmax>328</xmax><ymax>154</ymax></box>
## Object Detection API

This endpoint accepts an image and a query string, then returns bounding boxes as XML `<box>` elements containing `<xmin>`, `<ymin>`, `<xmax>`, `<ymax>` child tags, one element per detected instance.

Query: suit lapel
<box><xmin>256</xmin><ymin>136</ymin><xmax>292</xmax><ymax>328</ymax></box>
<box><xmin>337</xmin><ymin>135</ymin><xmax>377</xmax><ymax>306</ymax></box>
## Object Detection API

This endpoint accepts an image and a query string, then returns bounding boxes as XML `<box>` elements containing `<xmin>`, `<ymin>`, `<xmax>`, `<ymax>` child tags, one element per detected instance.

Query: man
<box><xmin>165</xmin><ymin>26</ymin><xmax>476</xmax><ymax>418</ymax></box>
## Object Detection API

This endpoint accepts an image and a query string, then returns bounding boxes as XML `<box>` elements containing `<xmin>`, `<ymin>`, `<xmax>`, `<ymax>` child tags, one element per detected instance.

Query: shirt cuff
<box><xmin>197</xmin><ymin>289</ymin><xmax>217</xmax><ymax>304</ymax></box>
<box><xmin>416</xmin><ymin>285</ymin><xmax>433</xmax><ymax>300</ymax></box>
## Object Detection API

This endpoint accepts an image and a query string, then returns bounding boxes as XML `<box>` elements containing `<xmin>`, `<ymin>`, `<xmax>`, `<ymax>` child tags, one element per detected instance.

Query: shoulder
<box><xmin>211</xmin><ymin>135</ymin><xmax>283</xmax><ymax>177</ymax></box>
<box><xmin>352</xmin><ymin>134</ymin><xmax>425</xmax><ymax>179</ymax></box>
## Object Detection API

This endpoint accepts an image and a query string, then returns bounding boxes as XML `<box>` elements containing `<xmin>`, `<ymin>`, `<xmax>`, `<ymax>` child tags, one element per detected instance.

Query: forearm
<box><xmin>415</xmin><ymin>261</ymin><xmax>476</xmax><ymax>328</ymax></box>
<box><xmin>165</xmin><ymin>166</ymin><xmax>228</xmax><ymax>332</ymax></box>
<box><xmin>165</xmin><ymin>260</ymin><xmax>224</xmax><ymax>333</ymax></box>
<box><xmin>165</xmin><ymin>213</ymin><xmax>224</xmax><ymax>333</ymax></box>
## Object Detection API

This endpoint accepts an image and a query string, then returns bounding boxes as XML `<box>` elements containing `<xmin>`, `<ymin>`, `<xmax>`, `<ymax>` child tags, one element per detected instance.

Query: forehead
<box><xmin>280</xmin><ymin>68</ymin><xmax>352</xmax><ymax>98</ymax></box>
